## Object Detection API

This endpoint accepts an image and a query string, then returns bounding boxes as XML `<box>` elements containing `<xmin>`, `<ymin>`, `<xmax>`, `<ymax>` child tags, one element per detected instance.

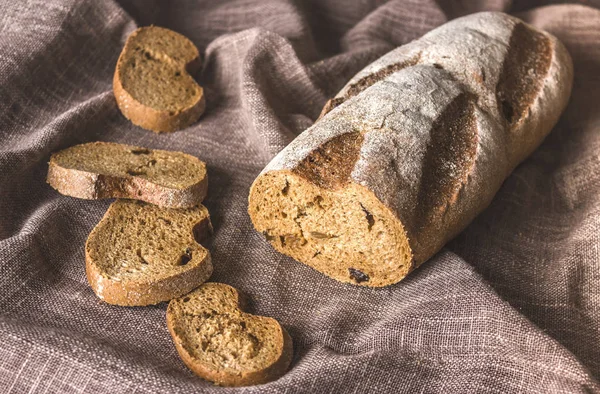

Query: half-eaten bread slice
<box><xmin>86</xmin><ymin>199</ymin><xmax>213</xmax><ymax>306</ymax></box>
<box><xmin>113</xmin><ymin>26</ymin><xmax>205</xmax><ymax>132</ymax></box>
<box><xmin>167</xmin><ymin>283</ymin><xmax>293</xmax><ymax>386</ymax></box>
<box><xmin>47</xmin><ymin>142</ymin><xmax>207</xmax><ymax>208</ymax></box>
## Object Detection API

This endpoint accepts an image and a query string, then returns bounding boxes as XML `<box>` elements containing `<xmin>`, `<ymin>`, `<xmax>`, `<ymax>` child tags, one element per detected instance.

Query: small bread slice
<box><xmin>86</xmin><ymin>199</ymin><xmax>213</xmax><ymax>306</ymax></box>
<box><xmin>167</xmin><ymin>283</ymin><xmax>293</xmax><ymax>386</ymax></box>
<box><xmin>113</xmin><ymin>26</ymin><xmax>205</xmax><ymax>132</ymax></box>
<box><xmin>47</xmin><ymin>142</ymin><xmax>207</xmax><ymax>208</ymax></box>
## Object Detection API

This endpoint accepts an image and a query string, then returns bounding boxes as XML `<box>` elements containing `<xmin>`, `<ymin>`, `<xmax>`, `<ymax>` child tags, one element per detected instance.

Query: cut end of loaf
<box><xmin>248</xmin><ymin>170</ymin><xmax>412</xmax><ymax>287</ymax></box>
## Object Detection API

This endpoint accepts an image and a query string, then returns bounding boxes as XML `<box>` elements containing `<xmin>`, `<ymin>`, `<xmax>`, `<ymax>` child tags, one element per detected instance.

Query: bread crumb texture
<box><xmin>249</xmin><ymin>171</ymin><xmax>412</xmax><ymax>287</ymax></box>
<box><xmin>47</xmin><ymin>142</ymin><xmax>207</xmax><ymax>208</ymax></box>
<box><xmin>167</xmin><ymin>283</ymin><xmax>293</xmax><ymax>386</ymax></box>
<box><xmin>85</xmin><ymin>200</ymin><xmax>213</xmax><ymax>306</ymax></box>
<box><xmin>114</xmin><ymin>26</ymin><xmax>205</xmax><ymax>132</ymax></box>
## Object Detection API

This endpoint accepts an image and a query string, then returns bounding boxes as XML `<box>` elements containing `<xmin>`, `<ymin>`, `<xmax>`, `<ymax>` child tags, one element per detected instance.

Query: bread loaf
<box><xmin>248</xmin><ymin>12</ymin><xmax>573</xmax><ymax>287</ymax></box>
<box><xmin>113</xmin><ymin>26</ymin><xmax>205</xmax><ymax>132</ymax></box>
<box><xmin>167</xmin><ymin>283</ymin><xmax>293</xmax><ymax>386</ymax></box>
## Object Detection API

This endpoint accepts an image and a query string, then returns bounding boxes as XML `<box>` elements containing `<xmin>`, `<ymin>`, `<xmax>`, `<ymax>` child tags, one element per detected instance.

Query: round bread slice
<box><xmin>86</xmin><ymin>200</ymin><xmax>213</xmax><ymax>306</ymax></box>
<box><xmin>167</xmin><ymin>283</ymin><xmax>293</xmax><ymax>387</ymax></box>
<box><xmin>47</xmin><ymin>142</ymin><xmax>207</xmax><ymax>208</ymax></box>
<box><xmin>113</xmin><ymin>26</ymin><xmax>205</xmax><ymax>132</ymax></box>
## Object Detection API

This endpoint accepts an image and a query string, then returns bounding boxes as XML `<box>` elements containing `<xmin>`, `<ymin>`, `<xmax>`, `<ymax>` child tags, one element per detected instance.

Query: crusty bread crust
<box><xmin>249</xmin><ymin>12</ymin><xmax>574</xmax><ymax>287</ymax></box>
<box><xmin>86</xmin><ymin>252</ymin><xmax>212</xmax><ymax>306</ymax></box>
<box><xmin>47</xmin><ymin>142</ymin><xmax>208</xmax><ymax>208</ymax></box>
<box><xmin>166</xmin><ymin>283</ymin><xmax>293</xmax><ymax>386</ymax></box>
<box><xmin>113</xmin><ymin>26</ymin><xmax>205</xmax><ymax>133</ymax></box>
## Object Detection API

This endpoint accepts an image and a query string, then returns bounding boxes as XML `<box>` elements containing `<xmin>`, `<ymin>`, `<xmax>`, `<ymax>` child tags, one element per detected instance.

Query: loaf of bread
<box><xmin>47</xmin><ymin>142</ymin><xmax>207</xmax><ymax>208</ymax></box>
<box><xmin>113</xmin><ymin>26</ymin><xmax>205</xmax><ymax>132</ymax></box>
<box><xmin>86</xmin><ymin>200</ymin><xmax>213</xmax><ymax>306</ymax></box>
<box><xmin>167</xmin><ymin>283</ymin><xmax>293</xmax><ymax>386</ymax></box>
<box><xmin>248</xmin><ymin>12</ymin><xmax>573</xmax><ymax>287</ymax></box>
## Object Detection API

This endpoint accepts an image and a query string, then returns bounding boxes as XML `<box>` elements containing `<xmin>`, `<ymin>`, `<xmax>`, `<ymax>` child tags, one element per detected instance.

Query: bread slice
<box><xmin>85</xmin><ymin>199</ymin><xmax>213</xmax><ymax>306</ymax></box>
<box><xmin>47</xmin><ymin>142</ymin><xmax>207</xmax><ymax>208</ymax></box>
<box><xmin>167</xmin><ymin>283</ymin><xmax>293</xmax><ymax>386</ymax></box>
<box><xmin>113</xmin><ymin>26</ymin><xmax>205</xmax><ymax>132</ymax></box>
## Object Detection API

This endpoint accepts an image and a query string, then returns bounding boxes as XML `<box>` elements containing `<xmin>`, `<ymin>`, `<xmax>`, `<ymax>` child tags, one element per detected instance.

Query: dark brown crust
<box><xmin>85</xmin><ymin>204</ymin><xmax>213</xmax><ymax>307</ymax></box>
<box><xmin>403</xmin><ymin>93</ymin><xmax>479</xmax><ymax>269</ymax></box>
<box><xmin>292</xmin><ymin>132</ymin><xmax>363</xmax><ymax>190</ymax></box>
<box><xmin>496</xmin><ymin>22</ymin><xmax>552</xmax><ymax>129</ymax></box>
<box><xmin>47</xmin><ymin>159</ymin><xmax>207</xmax><ymax>209</ymax></box>
<box><xmin>317</xmin><ymin>54</ymin><xmax>421</xmax><ymax>120</ymax></box>
<box><xmin>166</xmin><ymin>284</ymin><xmax>293</xmax><ymax>386</ymax></box>
<box><xmin>113</xmin><ymin>28</ymin><xmax>205</xmax><ymax>133</ymax></box>
<box><xmin>412</xmin><ymin>93</ymin><xmax>478</xmax><ymax>259</ymax></box>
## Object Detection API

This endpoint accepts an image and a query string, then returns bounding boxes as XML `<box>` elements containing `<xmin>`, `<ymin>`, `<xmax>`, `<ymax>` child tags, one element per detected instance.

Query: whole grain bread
<box><xmin>86</xmin><ymin>199</ymin><xmax>213</xmax><ymax>306</ymax></box>
<box><xmin>167</xmin><ymin>283</ymin><xmax>293</xmax><ymax>387</ymax></box>
<box><xmin>113</xmin><ymin>26</ymin><xmax>205</xmax><ymax>132</ymax></box>
<box><xmin>47</xmin><ymin>142</ymin><xmax>207</xmax><ymax>208</ymax></box>
<box><xmin>248</xmin><ymin>12</ymin><xmax>573</xmax><ymax>287</ymax></box>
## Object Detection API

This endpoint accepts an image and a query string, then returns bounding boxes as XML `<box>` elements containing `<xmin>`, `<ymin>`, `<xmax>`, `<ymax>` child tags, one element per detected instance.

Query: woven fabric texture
<box><xmin>0</xmin><ymin>0</ymin><xmax>599</xmax><ymax>392</ymax></box>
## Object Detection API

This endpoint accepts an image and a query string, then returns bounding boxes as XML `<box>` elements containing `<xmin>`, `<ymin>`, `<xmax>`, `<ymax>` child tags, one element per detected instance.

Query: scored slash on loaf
<box><xmin>248</xmin><ymin>12</ymin><xmax>574</xmax><ymax>287</ymax></box>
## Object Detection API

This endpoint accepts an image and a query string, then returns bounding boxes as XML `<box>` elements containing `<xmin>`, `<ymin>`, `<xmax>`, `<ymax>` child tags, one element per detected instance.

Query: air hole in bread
<box><xmin>348</xmin><ymin>268</ymin><xmax>369</xmax><ymax>283</ymax></box>
<box><xmin>360</xmin><ymin>204</ymin><xmax>375</xmax><ymax>231</ymax></box>
<box><xmin>179</xmin><ymin>247</ymin><xmax>192</xmax><ymax>265</ymax></box>
<box><xmin>127</xmin><ymin>169</ymin><xmax>146</xmax><ymax>176</ymax></box>
<box><xmin>136</xmin><ymin>248</ymin><xmax>149</xmax><ymax>265</ymax></box>
<box><xmin>310</xmin><ymin>231</ymin><xmax>336</xmax><ymax>239</ymax></box>
<box><xmin>282</xmin><ymin>180</ymin><xmax>289</xmax><ymax>196</ymax></box>
<box><xmin>158</xmin><ymin>217</ymin><xmax>172</xmax><ymax>225</ymax></box>
<box><xmin>130</xmin><ymin>148</ymin><xmax>151</xmax><ymax>155</ymax></box>
<box><xmin>262</xmin><ymin>231</ymin><xmax>275</xmax><ymax>241</ymax></box>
